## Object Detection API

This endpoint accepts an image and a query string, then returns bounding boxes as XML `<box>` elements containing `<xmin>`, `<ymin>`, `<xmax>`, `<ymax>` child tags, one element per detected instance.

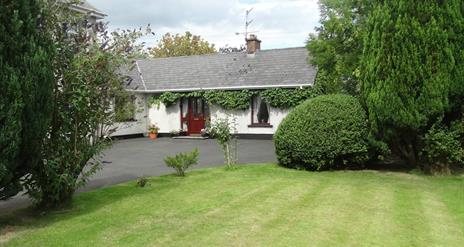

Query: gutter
<box><xmin>126</xmin><ymin>84</ymin><xmax>313</xmax><ymax>93</ymax></box>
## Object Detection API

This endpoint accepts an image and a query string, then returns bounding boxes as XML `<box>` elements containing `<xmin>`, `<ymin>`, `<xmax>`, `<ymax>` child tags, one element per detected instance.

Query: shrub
<box><xmin>164</xmin><ymin>149</ymin><xmax>199</xmax><ymax>176</ymax></box>
<box><xmin>136</xmin><ymin>177</ymin><xmax>149</xmax><ymax>187</ymax></box>
<box><xmin>422</xmin><ymin>122</ymin><xmax>464</xmax><ymax>175</ymax></box>
<box><xmin>274</xmin><ymin>94</ymin><xmax>369</xmax><ymax>170</ymax></box>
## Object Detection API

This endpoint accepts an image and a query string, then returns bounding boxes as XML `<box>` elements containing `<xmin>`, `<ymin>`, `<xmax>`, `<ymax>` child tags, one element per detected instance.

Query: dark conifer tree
<box><xmin>361</xmin><ymin>0</ymin><xmax>455</xmax><ymax>167</ymax></box>
<box><xmin>0</xmin><ymin>0</ymin><xmax>55</xmax><ymax>200</ymax></box>
<box><xmin>444</xmin><ymin>0</ymin><xmax>464</xmax><ymax>121</ymax></box>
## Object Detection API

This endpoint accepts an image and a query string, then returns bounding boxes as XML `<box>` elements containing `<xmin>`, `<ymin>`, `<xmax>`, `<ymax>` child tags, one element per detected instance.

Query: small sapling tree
<box><xmin>209</xmin><ymin>117</ymin><xmax>238</xmax><ymax>169</ymax></box>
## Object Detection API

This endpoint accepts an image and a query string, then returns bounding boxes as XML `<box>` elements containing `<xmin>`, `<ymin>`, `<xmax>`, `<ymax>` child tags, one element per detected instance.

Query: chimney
<box><xmin>246</xmin><ymin>34</ymin><xmax>261</xmax><ymax>54</ymax></box>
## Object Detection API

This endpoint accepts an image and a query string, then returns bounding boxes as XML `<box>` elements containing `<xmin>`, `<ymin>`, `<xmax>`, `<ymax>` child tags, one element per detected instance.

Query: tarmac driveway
<box><xmin>88</xmin><ymin>137</ymin><xmax>277</xmax><ymax>190</ymax></box>
<box><xmin>0</xmin><ymin>137</ymin><xmax>276</xmax><ymax>214</ymax></box>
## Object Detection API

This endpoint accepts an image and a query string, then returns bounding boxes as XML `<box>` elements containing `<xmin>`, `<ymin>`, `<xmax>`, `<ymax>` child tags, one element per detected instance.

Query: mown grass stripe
<box><xmin>327</xmin><ymin>174</ymin><xmax>396</xmax><ymax>246</ymax></box>
<box><xmin>105</xmin><ymin>170</ymin><xmax>282</xmax><ymax>245</ymax></box>
<box><xmin>252</xmin><ymin>177</ymin><xmax>355</xmax><ymax>247</ymax></box>
<box><xmin>144</xmin><ymin>178</ymin><xmax>292</xmax><ymax>246</ymax></box>
<box><xmin>223</xmin><ymin>178</ymin><xmax>325</xmax><ymax>246</ymax></box>
<box><xmin>421</xmin><ymin>190</ymin><xmax>464</xmax><ymax>246</ymax></box>
<box><xmin>390</xmin><ymin>182</ymin><xmax>431</xmax><ymax>246</ymax></box>
<box><xmin>429</xmin><ymin>177</ymin><xmax>464</xmax><ymax>234</ymax></box>
<box><xmin>249</xmin><ymin>176</ymin><xmax>333</xmax><ymax>247</ymax></box>
<box><xmin>350</xmin><ymin>180</ymin><xmax>396</xmax><ymax>246</ymax></box>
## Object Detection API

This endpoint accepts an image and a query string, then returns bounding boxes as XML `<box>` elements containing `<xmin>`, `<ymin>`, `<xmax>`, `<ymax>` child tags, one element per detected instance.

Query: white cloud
<box><xmin>89</xmin><ymin>0</ymin><xmax>320</xmax><ymax>49</ymax></box>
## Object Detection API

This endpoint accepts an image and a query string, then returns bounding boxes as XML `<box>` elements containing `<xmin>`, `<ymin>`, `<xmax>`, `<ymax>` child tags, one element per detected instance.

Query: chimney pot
<box><xmin>246</xmin><ymin>34</ymin><xmax>261</xmax><ymax>54</ymax></box>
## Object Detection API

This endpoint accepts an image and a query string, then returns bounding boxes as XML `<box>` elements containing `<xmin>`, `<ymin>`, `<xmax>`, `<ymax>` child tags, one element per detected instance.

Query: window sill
<box><xmin>248</xmin><ymin>123</ymin><xmax>273</xmax><ymax>128</ymax></box>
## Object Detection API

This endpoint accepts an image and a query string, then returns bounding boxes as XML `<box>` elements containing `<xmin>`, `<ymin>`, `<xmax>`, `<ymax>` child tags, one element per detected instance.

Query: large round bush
<box><xmin>274</xmin><ymin>94</ymin><xmax>369</xmax><ymax>170</ymax></box>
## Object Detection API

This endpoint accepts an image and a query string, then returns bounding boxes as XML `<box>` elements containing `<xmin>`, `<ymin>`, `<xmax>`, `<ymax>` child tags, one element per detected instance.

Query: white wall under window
<box><xmin>209</xmin><ymin>104</ymin><xmax>290</xmax><ymax>135</ymax></box>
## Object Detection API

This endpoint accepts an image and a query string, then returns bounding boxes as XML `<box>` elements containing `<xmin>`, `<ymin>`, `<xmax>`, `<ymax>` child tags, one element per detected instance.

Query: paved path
<box><xmin>0</xmin><ymin>138</ymin><xmax>276</xmax><ymax>214</ymax></box>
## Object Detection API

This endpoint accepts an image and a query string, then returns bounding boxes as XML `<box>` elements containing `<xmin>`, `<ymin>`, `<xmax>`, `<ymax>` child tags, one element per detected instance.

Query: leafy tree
<box><xmin>307</xmin><ymin>0</ymin><xmax>373</xmax><ymax>95</ymax></box>
<box><xmin>150</xmin><ymin>31</ymin><xmax>216</xmax><ymax>57</ymax></box>
<box><xmin>0</xmin><ymin>0</ymin><xmax>55</xmax><ymax>200</ymax></box>
<box><xmin>361</xmin><ymin>0</ymin><xmax>456</xmax><ymax>168</ymax></box>
<box><xmin>24</xmin><ymin>1</ymin><xmax>148</xmax><ymax>208</ymax></box>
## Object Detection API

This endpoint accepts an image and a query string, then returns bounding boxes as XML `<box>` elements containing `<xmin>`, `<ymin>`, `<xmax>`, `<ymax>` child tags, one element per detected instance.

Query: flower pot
<box><xmin>149</xmin><ymin>132</ymin><xmax>158</xmax><ymax>140</ymax></box>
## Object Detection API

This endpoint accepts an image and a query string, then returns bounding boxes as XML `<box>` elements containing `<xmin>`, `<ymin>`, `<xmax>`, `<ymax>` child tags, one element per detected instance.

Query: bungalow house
<box><xmin>68</xmin><ymin>3</ymin><xmax>317</xmax><ymax>138</ymax></box>
<box><xmin>113</xmin><ymin>35</ymin><xmax>317</xmax><ymax>139</ymax></box>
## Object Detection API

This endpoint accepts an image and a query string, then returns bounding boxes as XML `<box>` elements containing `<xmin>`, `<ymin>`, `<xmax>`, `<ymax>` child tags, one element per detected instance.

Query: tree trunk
<box><xmin>225</xmin><ymin>144</ymin><xmax>230</xmax><ymax>167</ymax></box>
<box><xmin>391</xmin><ymin>134</ymin><xmax>420</xmax><ymax>169</ymax></box>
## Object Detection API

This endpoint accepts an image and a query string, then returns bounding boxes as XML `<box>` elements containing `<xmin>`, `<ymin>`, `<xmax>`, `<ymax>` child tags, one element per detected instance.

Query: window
<box><xmin>249</xmin><ymin>96</ymin><xmax>272</xmax><ymax>127</ymax></box>
<box><xmin>181</xmin><ymin>98</ymin><xmax>188</xmax><ymax>131</ymax></box>
<box><xmin>114</xmin><ymin>95</ymin><xmax>136</xmax><ymax>122</ymax></box>
<box><xmin>192</xmin><ymin>98</ymin><xmax>204</xmax><ymax>118</ymax></box>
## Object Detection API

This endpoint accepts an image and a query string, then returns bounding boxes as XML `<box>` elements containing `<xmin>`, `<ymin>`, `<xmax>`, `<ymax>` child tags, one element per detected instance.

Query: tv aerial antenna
<box><xmin>235</xmin><ymin>8</ymin><xmax>258</xmax><ymax>40</ymax></box>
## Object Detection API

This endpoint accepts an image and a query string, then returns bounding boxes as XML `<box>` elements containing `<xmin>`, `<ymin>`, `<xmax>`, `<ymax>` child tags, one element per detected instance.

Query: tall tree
<box><xmin>361</xmin><ymin>0</ymin><xmax>456</xmax><ymax>167</ymax></box>
<box><xmin>24</xmin><ymin>1</ymin><xmax>149</xmax><ymax>208</ymax></box>
<box><xmin>307</xmin><ymin>0</ymin><xmax>373</xmax><ymax>95</ymax></box>
<box><xmin>150</xmin><ymin>31</ymin><xmax>216</xmax><ymax>58</ymax></box>
<box><xmin>445</xmin><ymin>1</ymin><xmax>464</xmax><ymax>121</ymax></box>
<box><xmin>0</xmin><ymin>0</ymin><xmax>55</xmax><ymax>200</ymax></box>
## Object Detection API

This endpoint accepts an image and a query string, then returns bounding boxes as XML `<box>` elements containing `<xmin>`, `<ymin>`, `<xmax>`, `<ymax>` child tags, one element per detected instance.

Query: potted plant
<box><xmin>148</xmin><ymin>123</ymin><xmax>160</xmax><ymax>140</ymax></box>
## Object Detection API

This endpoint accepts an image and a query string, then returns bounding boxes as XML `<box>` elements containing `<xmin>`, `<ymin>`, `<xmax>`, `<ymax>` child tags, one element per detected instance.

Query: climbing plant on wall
<box><xmin>260</xmin><ymin>88</ymin><xmax>320</xmax><ymax>108</ymax></box>
<box><xmin>159</xmin><ymin>92</ymin><xmax>183</xmax><ymax>106</ymax></box>
<box><xmin>147</xmin><ymin>87</ymin><xmax>320</xmax><ymax>110</ymax></box>
<box><xmin>202</xmin><ymin>90</ymin><xmax>255</xmax><ymax>110</ymax></box>
<box><xmin>147</xmin><ymin>92</ymin><xmax>182</xmax><ymax>108</ymax></box>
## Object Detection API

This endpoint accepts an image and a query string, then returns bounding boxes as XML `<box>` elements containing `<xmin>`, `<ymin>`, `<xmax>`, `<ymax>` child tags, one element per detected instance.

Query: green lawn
<box><xmin>1</xmin><ymin>164</ymin><xmax>463</xmax><ymax>246</ymax></box>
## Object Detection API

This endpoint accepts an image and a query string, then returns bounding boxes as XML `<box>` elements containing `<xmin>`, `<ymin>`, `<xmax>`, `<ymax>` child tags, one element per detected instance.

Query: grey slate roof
<box><xmin>128</xmin><ymin>47</ymin><xmax>317</xmax><ymax>92</ymax></box>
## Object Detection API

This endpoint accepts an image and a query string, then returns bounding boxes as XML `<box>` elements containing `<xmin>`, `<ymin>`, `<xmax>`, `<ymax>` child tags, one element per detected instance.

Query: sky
<box><xmin>88</xmin><ymin>0</ymin><xmax>321</xmax><ymax>50</ymax></box>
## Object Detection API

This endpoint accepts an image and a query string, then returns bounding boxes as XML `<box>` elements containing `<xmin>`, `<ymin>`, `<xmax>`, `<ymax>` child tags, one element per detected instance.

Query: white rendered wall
<box><xmin>148</xmin><ymin>101</ymin><xmax>181</xmax><ymax>133</ymax></box>
<box><xmin>146</xmin><ymin>101</ymin><xmax>291</xmax><ymax>135</ymax></box>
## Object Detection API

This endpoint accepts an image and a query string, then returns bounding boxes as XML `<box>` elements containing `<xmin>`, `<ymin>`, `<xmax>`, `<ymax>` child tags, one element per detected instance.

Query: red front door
<box><xmin>187</xmin><ymin>97</ymin><xmax>206</xmax><ymax>135</ymax></box>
